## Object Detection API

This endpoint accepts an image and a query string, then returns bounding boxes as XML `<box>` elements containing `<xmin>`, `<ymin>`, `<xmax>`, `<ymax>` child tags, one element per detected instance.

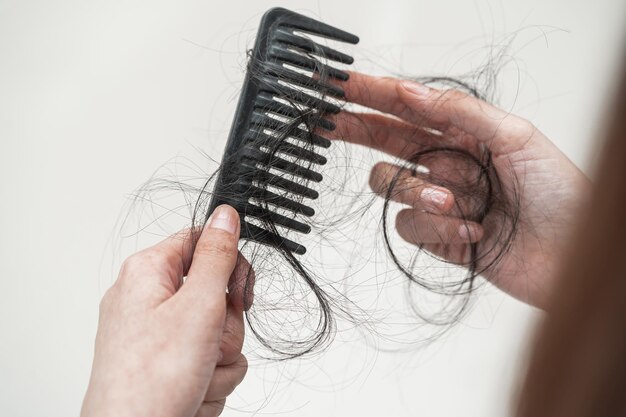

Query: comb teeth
<box><xmin>258</xmin><ymin>75</ymin><xmax>343</xmax><ymax>113</ymax></box>
<box><xmin>207</xmin><ymin>7</ymin><xmax>358</xmax><ymax>254</ymax></box>
<box><xmin>260</xmin><ymin>63</ymin><xmax>346</xmax><ymax>100</ymax></box>
<box><xmin>266</xmin><ymin>46</ymin><xmax>350</xmax><ymax>81</ymax></box>
<box><xmin>272</xmin><ymin>28</ymin><xmax>355</xmax><ymax>65</ymax></box>
<box><xmin>267</xmin><ymin>8</ymin><xmax>360</xmax><ymax>44</ymax></box>
<box><xmin>254</xmin><ymin>92</ymin><xmax>337</xmax><ymax>131</ymax></box>
<box><xmin>244</xmin><ymin>130</ymin><xmax>328</xmax><ymax>165</ymax></box>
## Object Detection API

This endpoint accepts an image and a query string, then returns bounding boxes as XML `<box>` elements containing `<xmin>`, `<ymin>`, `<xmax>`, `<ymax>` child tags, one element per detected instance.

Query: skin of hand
<box><xmin>81</xmin><ymin>205</ymin><xmax>254</xmax><ymax>417</ymax></box>
<box><xmin>330</xmin><ymin>72</ymin><xmax>590</xmax><ymax>308</ymax></box>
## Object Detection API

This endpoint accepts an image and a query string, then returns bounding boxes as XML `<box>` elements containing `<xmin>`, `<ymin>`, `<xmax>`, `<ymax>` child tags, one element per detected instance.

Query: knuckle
<box><xmin>394</xmin><ymin>80</ymin><xmax>420</xmax><ymax>114</ymax></box>
<box><xmin>227</xmin><ymin>355</ymin><xmax>248</xmax><ymax>393</ymax></box>
<box><xmin>121</xmin><ymin>249</ymin><xmax>176</xmax><ymax>276</ymax></box>
<box><xmin>121</xmin><ymin>250</ymin><xmax>157</xmax><ymax>273</ymax></box>
<box><xmin>508</xmin><ymin>117</ymin><xmax>537</xmax><ymax>140</ymax></box>
<box><xmin>118</xmin><ymin>248</ymin><xmax>181</xmax><ymax>287</ymax></box>
<box><xmin>120</xmin><ymin>252</ymin><xmax>143</xmax><ymax>275</ymax></box>
<box><xmin>98</xmin><ymin>287</ymin><xmax>116</xmax><ymax>313</ymax></box>
<box><xmin>392</xmin><ymin>100</ymin><xmax>413</xmax><ymax>119</ymax></box>
<box><xmin>237</xmin><ymin>354</ymin><xmax>248</xmax><ymax>376</ymax></box>
<box><xmin>145</xmin><ymin>249</ymin><xmax>173</xmax><ymax>269</ymax></box>
<box><xmin>117</xmin><ymin>254</ymin><xmax>144</xmax><ymax>287</ymax></box>
<box><xmin>444</xmin><ymin>88</ymin><xmax>468</xmax><ymax>102</ymax></box>
<box><xmin>437</xmin><ymin>89</ymin><xmax>471</xmax><ymax>115</ymax></box>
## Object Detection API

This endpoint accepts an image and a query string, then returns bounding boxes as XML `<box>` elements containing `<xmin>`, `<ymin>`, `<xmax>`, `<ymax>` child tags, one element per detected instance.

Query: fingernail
<box><xmin>401</xmin><ymin>80</ymin><xmax>431</xmax><ymax>97</ymax></box>
<box><xmin>421</xmin><ymin>187</ymin><xmax>449</xmax><ymax>209</ymax></box>
<box><xmin>207</xmin><ymin>205</ymin><xmax>238</xmax><ymax>235</ymax></box>
<box><xmin>458</xmin><ymin>224</ymin><xmax>481</xmax><ymax>242</ymax></box>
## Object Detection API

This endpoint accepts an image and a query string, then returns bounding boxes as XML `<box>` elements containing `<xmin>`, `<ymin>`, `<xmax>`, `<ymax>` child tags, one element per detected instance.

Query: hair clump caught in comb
<box><xmin>189</xmin><ymin>8</ymin><xmax>362</xmax><ymax>358</ymax></box>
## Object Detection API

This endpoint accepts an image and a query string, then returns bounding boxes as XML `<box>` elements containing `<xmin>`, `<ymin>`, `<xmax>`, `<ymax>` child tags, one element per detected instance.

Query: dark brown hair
<box><xmin>517</xmin><ymin>57</ymin><xmax>626</xmax><ymax>416</ymax></box>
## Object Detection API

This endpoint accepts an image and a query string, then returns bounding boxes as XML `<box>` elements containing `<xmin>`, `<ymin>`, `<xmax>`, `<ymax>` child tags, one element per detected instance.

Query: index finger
<box><xmin>342</xmin><ymin>72</ymin><xmax>530</xmax><ymax>149</ymax></box>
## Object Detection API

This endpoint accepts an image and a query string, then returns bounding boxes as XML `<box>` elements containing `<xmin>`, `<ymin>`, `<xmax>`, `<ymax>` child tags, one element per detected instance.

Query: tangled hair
<box><xmin>122</xmin><ymin>24</ymin><xmax>521</xmax><ymax>359</ymax></box>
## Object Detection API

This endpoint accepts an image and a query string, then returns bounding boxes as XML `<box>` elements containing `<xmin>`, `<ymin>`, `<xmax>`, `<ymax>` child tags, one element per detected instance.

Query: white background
<box><xmin>1</xmin><ymin>1</ymin><xmax>625</xmax><ymax>416</ymax></box>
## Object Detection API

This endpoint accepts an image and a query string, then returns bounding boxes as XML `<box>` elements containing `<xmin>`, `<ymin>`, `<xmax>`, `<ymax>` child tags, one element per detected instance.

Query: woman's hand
<box><xmin>82</xmin><ymin>205</ymin><xmax>254</xmax><ymax>417</ymax></box>
<box><xmin>331</xmin><ymin>72</ymin><xmax>590</xmax><ymax>308</ymax></box>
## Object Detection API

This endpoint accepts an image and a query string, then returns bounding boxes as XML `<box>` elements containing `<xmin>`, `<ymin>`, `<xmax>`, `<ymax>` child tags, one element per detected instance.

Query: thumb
<box><xmin>175</xmin><ymin>205</ymin><xmax>241</xmax><ymax>316</ymax></box>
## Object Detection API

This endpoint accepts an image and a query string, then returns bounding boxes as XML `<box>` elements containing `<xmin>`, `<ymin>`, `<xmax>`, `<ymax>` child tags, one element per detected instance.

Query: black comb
<box><xmin>207</xmin><ymin>8</ymin><xmax>359</xmax><ymax>255</ymax></box>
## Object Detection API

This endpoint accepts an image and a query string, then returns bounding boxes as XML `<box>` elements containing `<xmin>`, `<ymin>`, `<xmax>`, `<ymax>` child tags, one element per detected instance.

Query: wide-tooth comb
<box><xmin>207</xmin><ymin>7</ymin><xmax>358</xmax><ymax>255</ymax></box>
